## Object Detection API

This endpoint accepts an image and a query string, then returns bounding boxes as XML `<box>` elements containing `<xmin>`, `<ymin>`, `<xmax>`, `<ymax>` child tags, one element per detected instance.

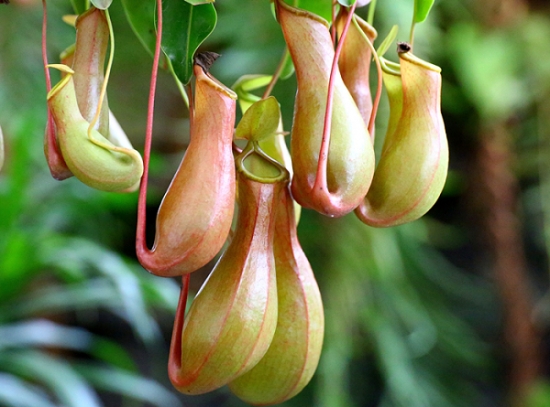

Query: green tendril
<box><xmin>87</xmin><ymin>7</ymin><xmax>114</xmax><ymax>142</ymax></box>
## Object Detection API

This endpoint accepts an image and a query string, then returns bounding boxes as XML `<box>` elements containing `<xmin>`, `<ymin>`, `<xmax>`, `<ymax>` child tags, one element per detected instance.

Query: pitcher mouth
<box><xmin>399</xmin><ymin>50</ymin><xmax>442</xmax><ymax>73</ymax></box>
<box><xmin>46</xmin><ymin>64</ymin><xmax>75</xmax><ymax>100</ymax></box>
<box><xmin>275</xmin><ymin>0</ymin><xmax>330</xmax><ymax>29</ymax></box>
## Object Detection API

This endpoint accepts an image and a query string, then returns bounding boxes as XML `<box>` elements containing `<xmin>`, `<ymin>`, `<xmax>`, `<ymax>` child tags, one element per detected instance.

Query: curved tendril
<box><xmin>262</xmin><ymin>47</ymin><xmax>288</xmax><ymax>100</ymax></box>
<box><xmin>312</xmin><ymin>1</ymin><xmax>357</xmax><ymax>196</ymax></box>
<box><xmin>352</xmin><ymin>15</ymin><xmax>382</xmax><ymax>137</ymax></box>
<box><xmin>87</xmin><ymin>8</ymin><xmax>114</xmax><ymax>143</ymax></box>
<box><xmin>168</xmin><ymin>274</ymin><xmax>191</xmax><ymax>379</ymax></box>
<box><xmin>136</xmin><ymin>0</ymin><xmax>163</xmax><ymax>257</ymax></box>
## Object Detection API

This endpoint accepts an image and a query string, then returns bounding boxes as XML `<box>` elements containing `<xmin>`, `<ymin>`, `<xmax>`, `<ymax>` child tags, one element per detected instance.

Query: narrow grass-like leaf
<box><xmin>0</xmin><ymin>351</ymin><xmax>102</xmax><ymax>407</ymax></box>
<box><xmin>75</xmin><ymin>364</ymin><xmax>183</xmax><ymax>407</ymax></box>
<box><xmin>162</xmin><ymin>0</ymin><xmax>217</xmax><ymax>84</ymax></box>
<box><xmin>0</xmin><ymin>374</ymin><xmax>58</xmax><ymax>407</ymax></box>
<box><xmin>0</xmin><ymin>320</ymin><xmax>92</xmax><ymax>351</ymax></box>
<box><xmin>377</xmin><ymin>25</ymin><xmax>399</xmax><ymax>57</ymax></box>
<box><xmin>414</xmin><ymin>0</ymin><xmax>435</xmax><ymax>23</ymax></box>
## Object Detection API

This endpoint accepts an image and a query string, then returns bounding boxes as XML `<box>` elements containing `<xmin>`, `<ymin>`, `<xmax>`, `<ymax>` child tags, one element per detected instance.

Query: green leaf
<box><xmin>284</xmin><ymin>0</ymin><xmax>332</xmax><ymax>22</ymax></box>
<box><xmin>184</xmin><ymin>0</ymin><xmax>214</xmax><ymax>4</ymax></box>
<box><xmin>235</xmin><ymin>97</ymin><xmax>281</xmax><ymax>142</ymax></box>
<box><xmin>414</xmin><ymin>0</ymin><xmax>435</xmax><ymax>24</ymax></box>
<box><xmin>75</xmin><ymin>364</ymin><xmax>183</xmax><ymax>407</ymax></box>
<box><xmin>161</xmin><ymin>0</ymin><xmax>217</xmax><ymax>85</ymax></box>
<box><xmin>232</xmin><ymin>74</ymin><xmax>271</xmax><ymax>114</ymax></box>
<box><xmin>121</xmin><ymin>0</ymin><xmax>157</xmax><ymax>57</ymax></box>
<box><xmin>90</xmin><ymin>0</ymin><xmax>113</xmax><ymax>10</ymax></box>
<box><xmin>70</xmin><ymin>0</ymin><xmax>87</xmax><ymax>14</ymax></box>
<box><xmin>0</xmin><ymin>351</ymin><xmax>102</xmax><ymax>407</ymax></box>
<box><xmin>376</xmin><ymin>25</ymin><xmax>399</xmax><ymax>57</ymax></box>
<box><xmin>0</xmin><ymin>374</ymin><xmax>59</xmax><ymax>407</ymax></box>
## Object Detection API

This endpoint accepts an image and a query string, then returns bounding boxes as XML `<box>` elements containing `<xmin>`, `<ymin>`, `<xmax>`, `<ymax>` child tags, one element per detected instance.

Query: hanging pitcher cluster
<box><xmin>40</xmin><ymin>0</ymin><xmax>448</xmax><ymax>405</ymax></box>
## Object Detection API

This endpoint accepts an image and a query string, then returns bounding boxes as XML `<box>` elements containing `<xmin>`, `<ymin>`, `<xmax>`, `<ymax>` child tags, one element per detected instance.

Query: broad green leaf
<box><xmin>414</xmin><ymin>0</ymin><xmax>435</xmax><ymax>23</ymax></box>
<box><xmin>162</xmin><ymin>0</ymin><xmax>217</xmax><ymax>85</ymax></box>
<box><xmin>283</xmin><ymin>0</ymin><xmax>332</xmax><ymax>22</ymax></box>
<box><xmin>70</xmin><ymin>0</ymin><xmax>87</xmax><ymax>14</ymax></box>
<box><xmin>184</xmin><ymin>0</ymin><xmax>214</xmax><ymax>4</ymax></box>
<box><xmin>376</xmin><ymin>25</ymin><xmax>399</xmax><ymax>57</ymax></box>
<box><xmin>90</xmin><ymin>0</ymin><xmax>113</xmax><ymax>10</ymax></box>
<box><xmin>121</xmin><ymin>0</ymin><xmax>157</xmax><ymax>57</ymax></box>
<box><xmin>235</xmin><ymin>97</ymin><xmax>281</xmax><ymax>141</ymax></box>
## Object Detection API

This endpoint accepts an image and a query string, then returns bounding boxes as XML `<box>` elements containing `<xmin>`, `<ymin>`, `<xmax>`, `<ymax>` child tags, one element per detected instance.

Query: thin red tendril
<box><xmin>168</xmin><ymin>274</ymin><xmax>191</xmax><ymax>382</ymax></box>
<box><xmin>41</xmin><ymin>0</ymin><xmax>51</xmax><ymax>92</ymax></box>
<box><xmin>136</xmin><ymin>0</ymin><xmax>163</xmax><ymax>257</ymax></box>
<box><xmin>312</xmin><ymin>2</ymin><xmax>357</xmax><ymax>197</ymax></box>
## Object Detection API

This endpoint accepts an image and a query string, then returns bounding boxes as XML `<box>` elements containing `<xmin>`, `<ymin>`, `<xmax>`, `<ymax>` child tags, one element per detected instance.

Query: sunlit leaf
<box><xmin>121</xmin><ymin>0</ymin><xmax>157</xmax><ymax>57</ymax></box>
<box><xmin>232</xmin><ymin>75</ymin><xmax>271</xmax><ymax>113</ymax></box>
<box><xmin>184</xmin><ymin>0</ymin><xmax>214</xmax><ymax>4</ymax></box>
<box><xmin>90</xmin><ymin>0</ymin><xmax>113</xmax><ymax>10</ymax></box>
<box><xmin>0</xmin><ymin>320</ymin><xmax>92</xmax><ymax>351</ymax></box>
<box><xmin>283</xmin><ymin>0</ymin><xmax>332</xmax><ymax>22</ymax></box>
<box><xmin>377</xmin><ymin>25</ymin><xmax>399</xmax><ymax>57</ymax></box>
<box><xmin>414</xmin><ymin>0</ymin><xmax>435</xmax><ymax>23</ymax></box>
<box><xmin>162</xmin><ymin>0</ymin><xmax>217</xmax><ymax>85</ymax></box>
<box><xmin>235</xmin><ymin>97</ymin><xmax>281</xmax><ymax>141</ymax></box>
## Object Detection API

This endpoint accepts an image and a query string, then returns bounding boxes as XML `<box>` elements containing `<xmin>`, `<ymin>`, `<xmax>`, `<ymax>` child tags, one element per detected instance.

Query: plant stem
<box><xmin>262</xmin><ymin>48</ymin><xmax>289</xmax><ymax>100</ymax></box>
<box><xmin>41</xmin><ymin>0</ymin><xmax>51</xmax><ymax>93</ymax></box>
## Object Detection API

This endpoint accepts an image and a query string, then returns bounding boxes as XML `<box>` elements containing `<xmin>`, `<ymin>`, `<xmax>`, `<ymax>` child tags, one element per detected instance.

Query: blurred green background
<box><xmin>1</xmin><ymin>0</ymin><xmax>550</xmax><ymax>406</ymax></box>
